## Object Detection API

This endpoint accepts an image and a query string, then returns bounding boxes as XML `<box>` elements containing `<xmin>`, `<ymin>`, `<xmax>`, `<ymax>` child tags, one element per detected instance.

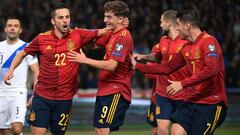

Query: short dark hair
<box><xmin>176</xmin><ymin>10</ymin><xmax>201</xmax><ymax>27</ymax></box>
<box><xmin>5</xmin><ymin>15</ymin><xmax>22</xmax><ymax>27</ymax></box>
<box><xmin>104</xmin><ymin>0</ymin><xmax>129</xmax><ymax>17</ymax></box>
<box><xmin>51</xmin><ymin>2</ymin><xmax>69</xmax><ymax>18</ymax></box>
<box><xmin>162</xmin><ymin>10</ymin><xmax>178</xmax><ymax>26</ymax></box>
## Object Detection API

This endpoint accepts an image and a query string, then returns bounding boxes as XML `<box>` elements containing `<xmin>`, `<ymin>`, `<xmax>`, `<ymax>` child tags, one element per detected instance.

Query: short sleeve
<box><xmin>109</xmin><ymin>35</ymin><xmax>133</xmax><ymax>63</ymax></box>
<box><xmin>24</xmin><ymin>37</ymin><xmax>39</xmax><ymax>56</ymax></box>
<box><xmin>76</xmin><ymin>28</ymin><xmax>98</xmax><ymax>45</ymax></box>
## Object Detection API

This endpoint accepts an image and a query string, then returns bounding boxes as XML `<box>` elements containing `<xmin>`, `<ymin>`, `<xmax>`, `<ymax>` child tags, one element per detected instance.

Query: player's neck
<box><xmin>169</xmin><ymin>27</ymin><xmax>178</xmax><ymax>40</ymax></box>
<box><xmin>6</xmin><ymin>37</ymin><xmax>19</xmax><ymax>45</ymax></box>
<box><xmin>112</xmin><ymin>25</ymin><xmax>124</xmax><ymax>33</ymax></box>
<box><xmin>54</xmin><ymin>29</ymin><xmax>68</xmax><ymax>39</ymax></box>
<box><xmin>190</xmin><ymin>28</ymin><xmax>202</xmax><ymax>42</ymax></box>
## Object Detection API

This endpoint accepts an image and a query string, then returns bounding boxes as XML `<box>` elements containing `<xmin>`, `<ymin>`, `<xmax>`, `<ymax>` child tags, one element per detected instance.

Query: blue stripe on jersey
<box><xmin>2</xmin><ymin>43</ymin><xmax>27</xmax><ymax>68</ymax></box>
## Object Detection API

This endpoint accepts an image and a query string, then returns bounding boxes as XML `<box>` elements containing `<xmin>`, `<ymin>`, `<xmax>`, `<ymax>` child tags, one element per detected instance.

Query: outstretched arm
<box><xmin>68</xmin><ymin>49</ymin><xmax>118</xmax><ymax>71</ymax></box>
<box><xmin>131</xmin><ymin>53</ymin><xmax>185</xmax><ymax>75</ymax></box>
<box><xmin>133</xmin><ymin>52</ymin><xmax>161</xmax><ymax>63</ymax></box>
<box><xmin>4</xmin><ymin>50</ymin><xmax>28</xmax><ymax>85</ymax></box>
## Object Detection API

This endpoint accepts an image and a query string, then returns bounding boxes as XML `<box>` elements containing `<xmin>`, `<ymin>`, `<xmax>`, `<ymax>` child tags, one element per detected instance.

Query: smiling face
<box><xmin>4</xmin><ymin>19</ymin><xmax>22</xmax><ymax>41</ymax></box>
<box><xmin>51</xmin><ymin>8</ymin><xmax>70</xmax><ymax>35</ymax></box>
<box><xmin>104</xmin><ymin>10</ymin><xmax>124</xmax><ymax>32</ymax></box>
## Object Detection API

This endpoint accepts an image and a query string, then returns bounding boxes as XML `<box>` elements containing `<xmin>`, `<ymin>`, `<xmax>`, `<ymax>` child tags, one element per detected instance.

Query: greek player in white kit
<box><xmin>0</xmin><ymin>16</ymin><xmax>39</xmax><ymax>135</ymax></box>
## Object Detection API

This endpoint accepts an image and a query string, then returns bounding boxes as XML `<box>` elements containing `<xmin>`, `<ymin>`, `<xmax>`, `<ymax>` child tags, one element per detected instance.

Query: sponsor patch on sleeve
<box><xmin>112</xmin><ymin>51</ymin><xmax>122</xmax><ymax>57</ymax></box>
<box><xmin>115</xmin><ymin>43</ymin><xmax>123</xmax><ymax>51</ymax></box>
<box><xmin>112</xmin><ymin>43</ymin><xmax>124</xmax><ymax>57</ymax></box>
<box><xmin>207</xmin><ymin>44</ymin><xmax>218</xmax><ymax>57</ymax></box>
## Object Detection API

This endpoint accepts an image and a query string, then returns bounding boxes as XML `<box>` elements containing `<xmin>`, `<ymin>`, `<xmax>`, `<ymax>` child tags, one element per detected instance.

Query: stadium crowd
<box><xmin>0</xmin><ymin>0</ymin><xmax>239</xmax><ymax>89</ymax></box>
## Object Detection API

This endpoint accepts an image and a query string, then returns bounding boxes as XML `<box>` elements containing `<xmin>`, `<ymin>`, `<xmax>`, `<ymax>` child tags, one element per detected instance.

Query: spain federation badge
<box><xmin>67</xmin><ymin>39</ymin><xmax>75</xmax><ymax>51</ymax></box>
<box><xmin>155</xmin><ymin>105</ymin><xmax>161</xmax><ymax>115</ymax></box>
<box><xmin>29</xmin><ymin>111</ymin><xmax>36</xmax><ymax>121</ymax></box>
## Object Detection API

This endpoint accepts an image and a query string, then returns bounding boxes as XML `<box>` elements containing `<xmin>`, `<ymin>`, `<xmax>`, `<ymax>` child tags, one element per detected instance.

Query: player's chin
<box><xmin>61</xmin><ymin>27</ymin><xmax>69</xmax><ymax>33</ymax></box>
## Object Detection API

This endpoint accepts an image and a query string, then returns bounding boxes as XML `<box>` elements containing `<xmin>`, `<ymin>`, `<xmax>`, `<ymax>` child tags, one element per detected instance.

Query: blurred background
<box><xmin>0</xmin><ymin>0</ymin><xmax>240</xmax><ymax>134</ymax></box>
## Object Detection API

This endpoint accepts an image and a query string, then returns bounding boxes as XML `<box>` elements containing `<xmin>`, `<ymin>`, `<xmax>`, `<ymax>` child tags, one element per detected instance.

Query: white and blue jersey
<box><xmin>0</xmin><ymin>39</ymin><xmax>38</xmax><ymax>94</ymax></box>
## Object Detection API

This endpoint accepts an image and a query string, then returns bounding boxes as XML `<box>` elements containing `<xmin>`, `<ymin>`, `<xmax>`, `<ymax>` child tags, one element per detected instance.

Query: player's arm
<box><xmin>4</xmin><ymin>50</ymin><xmax>28</xmax><ymax>85</ymax></box>
<box><xmin>180</xmin><ymin>39</ymin><xmax>221</xmax><ymax>88</ymax></box>
<box><xmin>167</xmin><ymin>39</ymin><xmax>222</xmax><ymax>96</ymax></box>
<box><xmin>132</xmin><ymin>52</ymin><xmax>185</xmax><ymax>75</ymax></box>
<box><xmin>26</xmin><ymin>61</ymin><xmax>39</xmax><ymax>107</ymax></box>
<box><xmin>68</xmin><ymin>49</ymin><xmax>118</xmax><ymax>71</ymax></box>
<box><xmin>133</xmin><ymin>52</ymin><xmax>161</xmax><ymax>63</ymax></box>
<box><xmin>29</xmin><ymin>61</ymin><xmax>39</xmax><ymax>88</ymax></box>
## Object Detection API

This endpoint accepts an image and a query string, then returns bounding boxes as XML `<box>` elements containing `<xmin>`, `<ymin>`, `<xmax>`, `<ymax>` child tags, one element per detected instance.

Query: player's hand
<box><xmin>68</xmin><ymin>49</ymin><xmax>87</xmax><ymax>63</ymax></box>
<box><xmin>26</xmin><ymin>94</ymin><xmax>34</xmax><ymax>108</ymax></box>
<box><xmin>132</xmin><ymin>53</ymin><xmax>146</xmax><ymax>61</ymax></box>
<box><xmin>167</xmin><ymin>80</ymin><xmax>183</xmax><ymax>96</ymax></box>
<box><xmin>130</xmin><ymin>56</ymin><xmax>136</xmax><ymax>69</ymax></box>
<box><xmin>3</xmin><ymin>70</ymin><xmax>14</xmax><ymax>85</ymax></box>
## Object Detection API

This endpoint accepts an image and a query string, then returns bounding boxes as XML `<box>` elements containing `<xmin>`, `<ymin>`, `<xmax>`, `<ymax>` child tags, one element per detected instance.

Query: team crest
<box><xmin>208</xmin><ymin>44</ymin><xmax>215</xmax><ymax>52</ymax></box>
<box><xmin>155</xmin><ymin>106</ymin><xmax>161</xmax><ymax>115</ymax></box>
<box><xmin>115</xmin><ymin>43</ymin><xmax>123</xmax><ymax>51</ymax></box>
<box><xmin>67</xmin><ymin>39</ymin><xmax>75</xmax><ymax>51</ymax></box>
<box><xmin>29</xmin><ymin>111</ymin><xmax>36</xmax><ymax>121</ymax></box>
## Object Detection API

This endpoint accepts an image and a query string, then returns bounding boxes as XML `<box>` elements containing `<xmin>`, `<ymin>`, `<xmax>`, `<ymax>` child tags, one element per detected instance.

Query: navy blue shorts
<box><xmin>26</xmin><ymin>94</ymin><xmax>72</xmax><ymax>135</ymax></box>
<box><xmin>171</xmin><ymin>102</ymin><xmax>227</xmax><ymax>135</ymax></box>
<box><xmin>155</xmin><ymin>95</ymin><xmax>183</xmax><ymax>120</ymax></box>
<box><xmin>94</xmin><ymin>93</ymin><xmax>130</xmax><ymax>132</ymax></box>
<box><xmin>145</xmin><ymin>102</ymin><xmax>157</xmax><ymax>127</ymax></box>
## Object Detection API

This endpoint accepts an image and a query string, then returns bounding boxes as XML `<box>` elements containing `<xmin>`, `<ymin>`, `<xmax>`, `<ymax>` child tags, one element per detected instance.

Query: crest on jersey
<box><xmin>208</xmin><ymin>44</ymin><xmax>215</xmax><ymax>52</ymax></box>
<box><xmin>67</xmin><ymin>39</ymin><xmax>75</xmax><ymax>51</ymax></box>
<box><xmin>29</xmin><ymin>111</ymin><xmax>36</xmax><ymax>121</ymax></box>
<box><xmin>115</xmin><ymin>43</ymin><xmax>123</xmax><ymax>51</ymax></box>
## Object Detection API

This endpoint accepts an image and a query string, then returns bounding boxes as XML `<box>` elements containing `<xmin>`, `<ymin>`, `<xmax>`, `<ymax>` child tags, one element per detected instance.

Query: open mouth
<box><xmin>63</xmin><ymin>25</ymin><xmax>68</xmax><ymax>29</ymax></box>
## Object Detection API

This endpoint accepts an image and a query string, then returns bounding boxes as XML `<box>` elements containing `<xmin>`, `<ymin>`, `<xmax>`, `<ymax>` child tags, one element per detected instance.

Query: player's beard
<box><xmin>162</xmin><ymin>29</ymin><xmax>169</xmax><ymax>36</ymax></box>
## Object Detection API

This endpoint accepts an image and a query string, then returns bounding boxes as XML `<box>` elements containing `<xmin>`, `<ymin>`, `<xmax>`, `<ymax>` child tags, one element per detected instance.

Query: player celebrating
<box><xmin>132</xmin><ymin>10</ymin><xmax>228</xmax><ymax>135</ymax></box>
<box><xmin>4</xmin><ymin>2</ymin><xmax>111</xmax><ymax>135</ymax></box>
<box><xmin>133</xmin><ymin>10</ymin><xmax>189</xmax><ymax>135</ymax></box>
<box><xmin>68</xmin><ymin>1</ymin><xmax>133</xmax><ymax>135</ymax></box>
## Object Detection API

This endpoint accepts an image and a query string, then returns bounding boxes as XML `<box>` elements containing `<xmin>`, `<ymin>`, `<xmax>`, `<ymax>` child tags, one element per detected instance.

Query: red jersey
<box><xmin>24</xmin><ymin>28</ymin><xmax>98</xmax><ymax>100</ymax></box>
<box><xmin>154</xmin><ymin>36</ymin><xmax>189</xmax><ymax>100</ymax></box>
<box><xmin>144</xmin><ymin>43</ymin><xmax>159</xmax><ymax>104</ymax></box>
<box><xmin>136</xmin><ymin>32</ymin><xmax>228</xmax><ymax>106</ymax></box>
<box><xmin>96</xmin><ymin>28</ymin><xmax>134</xmax><ymax>102</ymax></box>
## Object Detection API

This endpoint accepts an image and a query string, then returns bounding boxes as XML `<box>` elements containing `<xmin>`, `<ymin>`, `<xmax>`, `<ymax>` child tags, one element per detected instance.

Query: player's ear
<box><xmin>186</xmin><ymin>23</ymin><xmax>191</xmax><ymax>30</ymax></box>
<box><xmin>4</xmin><ymin>27</ymin><xmax>7</xmax><ymax>33</ymax></box>
<box><xmin>118</xmin><ymin>16</ymin><xmax>124</xmax><ymax>24</ymax></box>
<box><xmin>51</xmin><ymin>18</ymin><xmax>55</xmax><ymax>25</ymax></box>
<box><xmin>19</xmin><ymin>27</ymin><xmax>23</xmax><ymax>34</ymax></box>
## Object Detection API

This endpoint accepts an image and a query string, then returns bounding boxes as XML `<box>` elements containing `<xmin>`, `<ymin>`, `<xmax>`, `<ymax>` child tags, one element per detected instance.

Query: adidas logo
<box><xmin>61</xmin><ymin>127</ymin><xmax>66</xmax><ymax>131</ymax></box>
<box><xmin>46</xmin><ymin>45</ymin><xmax>52</xmax><ymax>50</ymax></box>
<box><xmin>98</xmin><ymin>119</ymin><xmax>104</xmax><ymax>124</ymax></box>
